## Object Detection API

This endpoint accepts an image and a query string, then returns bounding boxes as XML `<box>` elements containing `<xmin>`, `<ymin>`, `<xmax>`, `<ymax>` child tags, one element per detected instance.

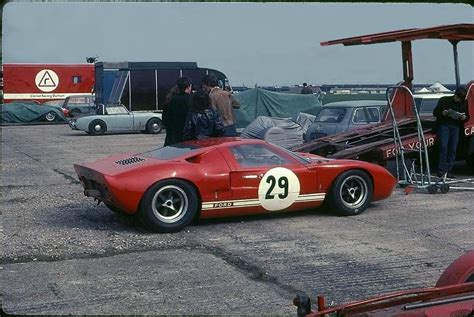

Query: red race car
<box><xmin>74</xmin><ymin>138</ymin><xmax>397</xmax><ymax>232</ymax></box>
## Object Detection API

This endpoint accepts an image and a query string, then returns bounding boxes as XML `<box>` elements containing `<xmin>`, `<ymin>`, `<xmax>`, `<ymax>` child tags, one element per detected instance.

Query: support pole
<box><xmin>450</xmin><ymin>40</ymin><xmax>460</xmax><ymax>87</ymax></box>
<box><xmin>401</xmin><ymin>41</ymin><xmax>413</xmax><ymax>91</ymax></box>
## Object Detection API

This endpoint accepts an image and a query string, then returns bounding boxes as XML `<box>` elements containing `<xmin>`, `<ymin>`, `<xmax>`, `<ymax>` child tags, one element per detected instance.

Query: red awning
<box><xmin>321</xmin><ymin>23</ymin><xmax>474</xmax><ymax>46</ymax></box>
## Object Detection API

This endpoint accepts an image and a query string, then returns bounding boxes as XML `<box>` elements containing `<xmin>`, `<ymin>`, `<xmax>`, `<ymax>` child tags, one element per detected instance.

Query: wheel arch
<box><xmin>325</xmin><ymin>167</ymin><xmax>375</xmax><ymax>200</ymax></box>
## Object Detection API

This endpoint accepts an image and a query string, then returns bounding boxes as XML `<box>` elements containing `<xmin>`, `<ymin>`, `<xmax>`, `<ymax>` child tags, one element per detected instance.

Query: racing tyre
<box><xmin>146</xmin><ymin>118</ymin><xmax>163</xmax><ymax>134</ymax></box>
<box><xmin>139</xmin><ymin>179</ymin><xmax>198</xmax><ymax>233</ymax></box>
<box><xmin>88</xmin><ymin>119</ymin><xmax>107</xmax><ymax>135</ymax></box>
<box><xmin>44</xmin><ymin>111</ymin><xmax>57</xmax><ymax>122</ymax></box>
<box><xmin>329</xmin><ymin>169</ymin><xmax>373</xmax><ymax>216</ymax></box>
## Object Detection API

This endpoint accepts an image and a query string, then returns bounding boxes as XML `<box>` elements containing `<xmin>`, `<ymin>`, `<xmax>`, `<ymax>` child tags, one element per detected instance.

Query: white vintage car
<box><xmin>69</xmin><ymin>104</ymin><xmax>163</xmax><ymax>135</ymax></box>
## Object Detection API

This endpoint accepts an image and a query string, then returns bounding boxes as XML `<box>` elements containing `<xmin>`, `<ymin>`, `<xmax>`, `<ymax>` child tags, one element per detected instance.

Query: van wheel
<box><xmin>329</xmin><ymin>170</ymin><xmax>373</xmax><ymax>216</ymax></box>
<box><xmin>88</xmin><ymin>119</ymin><xmax>107</xmax><ymax>135</ymax></box>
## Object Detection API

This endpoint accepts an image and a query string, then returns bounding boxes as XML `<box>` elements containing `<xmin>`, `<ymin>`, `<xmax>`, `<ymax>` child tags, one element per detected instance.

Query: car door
<box><xmin>104</xmin><ymin>104</ymin><xmax>133</xmax><ymax>131</ymax></box>
<box><xmin>220</xmin><ymin>143</ymin><xmax>319</xmax><ymax>213</ymax></box>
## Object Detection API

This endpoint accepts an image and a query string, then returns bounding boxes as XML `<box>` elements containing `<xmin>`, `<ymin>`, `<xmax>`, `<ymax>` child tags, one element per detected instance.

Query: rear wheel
<box><xmin>88</xmin><ymin>119</ymin><xmax>107</xmax><ymax>135</ymax></box>
<box><xmin>139</xmin><ymin>179</ymin><xmax>198</xmax><ymax>233</ymax></box>
<box><xmin>329</xmin><ymin>170</ymin><xmax>373</xmax><ymax>216</ymax></box>
<box><xmin>146</xmin><ymin>118</ymin><xmax>163</xmax><ymax>134</ymax></box>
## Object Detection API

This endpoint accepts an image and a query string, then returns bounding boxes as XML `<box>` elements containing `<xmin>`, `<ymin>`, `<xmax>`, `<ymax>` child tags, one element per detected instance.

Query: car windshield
<box><xmin>141</xmin><ymin>143</ymin><xmax>201</xmax><ymax>160</ymax></box>
<box><xmin>274</xmin><ymin>144</ymin><xmax>312</xmax><ymax>164</ymax></box>
<box><xmin>106</xmin><ymin>104</ymin><xmax>129</xmax><ymax>114</ymax></box>
<box><xmin>316</xmin><ymin>108</ymin><xmax>346</xmax><ymax>123</ymax></box>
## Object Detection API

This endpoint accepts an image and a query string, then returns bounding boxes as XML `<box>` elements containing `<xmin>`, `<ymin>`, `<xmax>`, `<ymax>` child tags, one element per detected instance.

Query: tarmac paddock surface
<box><xmin>2</xmin><ymin>124</ymin><xmax>473</xmax><ymax>315</ymax></box>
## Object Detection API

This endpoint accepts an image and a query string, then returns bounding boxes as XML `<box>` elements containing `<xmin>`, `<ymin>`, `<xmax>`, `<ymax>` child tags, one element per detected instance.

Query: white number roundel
<box><xmin>35</xmin><ymin>69</ymin><xmax>59</xmax><ymax>92</ymax></box>
<box><xmin>258</xmin><ymin>167</ymin><xmax>300</xmax><ymax>211</ymax></box>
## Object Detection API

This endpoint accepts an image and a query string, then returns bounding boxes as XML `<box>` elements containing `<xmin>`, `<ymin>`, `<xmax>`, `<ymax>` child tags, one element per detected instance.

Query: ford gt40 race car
<box><xmin>74</xmin><ymin>138</ymin><xmax>397</xmax><ymax>233</ymax></box>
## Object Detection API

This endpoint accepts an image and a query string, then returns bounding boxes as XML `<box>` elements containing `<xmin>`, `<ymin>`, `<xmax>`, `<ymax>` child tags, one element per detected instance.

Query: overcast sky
<box><xmin>2</xmin><ymin>2</ymin><xmax>473</xmax><ymax>86</ymax></box>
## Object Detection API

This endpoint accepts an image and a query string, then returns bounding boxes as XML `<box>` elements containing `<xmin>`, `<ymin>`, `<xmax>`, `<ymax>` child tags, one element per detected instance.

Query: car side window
<box><xmin>230</xmin><ymin>144</ymin><xmax>292</xmax><ymax>168</ymax></box>
<box><xmin>353</xmin><ymin>108</ymin><xmax>368</xmax><ymax>123</ymax></box>
<box><xmin>366</xmin><ymin>107</ymin><xmax>381</xmax><ymax>122</ymax></box>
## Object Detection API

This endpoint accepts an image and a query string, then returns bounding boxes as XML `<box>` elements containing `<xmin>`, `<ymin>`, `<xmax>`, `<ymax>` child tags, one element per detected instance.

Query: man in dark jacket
<box><xmin>432</xmin><ymin>86</ymin><xmax>468</xmax><ymax>178</ymax></box>
<box><xmin>163</xmin><ymin>77</ymin><xmax>192</xmax><ymax>146</ymax></box>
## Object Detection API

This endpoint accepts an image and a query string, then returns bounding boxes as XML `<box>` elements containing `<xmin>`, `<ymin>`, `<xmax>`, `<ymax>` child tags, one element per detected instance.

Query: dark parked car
<box><xmin>304</xmin><ymin>100</ymin><xmax>386</xmax><ymax>142</ymax></box>
<box><xmin>61</xmin><ymin>95</ymin><xmax>96</xmax><ymax>117</ymax></box>
<box><xmin>1</xmin><ymin>101</ymin><xmax>67</xmax><ymax>123</ymax></box>
<box><xmin>413</xmin><ymin>92</ymin><xmax>453</xmax><ymax>116</ymax></box>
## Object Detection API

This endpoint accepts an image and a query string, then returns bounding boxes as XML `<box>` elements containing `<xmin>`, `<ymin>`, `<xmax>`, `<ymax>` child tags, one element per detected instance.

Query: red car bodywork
<box><xmin>74</xmin><ymin>138</ymin><xmax>396</xmax><ymax>220</ymax></box>
<box><xmin>294</xmin><ymin>250</ymin><xmax>474</xmax><ymax>317</ymax></box>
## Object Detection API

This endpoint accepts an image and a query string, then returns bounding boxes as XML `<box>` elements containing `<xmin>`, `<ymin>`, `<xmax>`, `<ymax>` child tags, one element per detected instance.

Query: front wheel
<box><xmin>328</xmin><ymin>169</ymin><xmax>373</xmax><ymax>216</ymax></box>
<box><xmin>146</xmin><ymin>118</ymin><xmax>163</xmax><ymax>134</ymax></box>
<box><xmin>88</xmin><ymin>119</ymin><xmax>107</xmax><ymax>135</ymax></box>
<box><xmin>139</xmin><ymin>179</ymin><xmax>198</xmax><ymax>233</ymax></box>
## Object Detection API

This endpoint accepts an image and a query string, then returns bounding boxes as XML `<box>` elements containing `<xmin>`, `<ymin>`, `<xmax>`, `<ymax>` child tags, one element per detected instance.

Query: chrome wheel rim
<box><xmin>151</xmin><ymin>185</ymin><xmax>188</xmax><ymax>223</ymax></box>
<box><xmin>338</xmin><ymin>175</ymin><xmax>368</xmax><ymax>209</ymax></box>
<box><xmin>152</xmin><ymin>122</ymin><xmax>160</xmax><ymax>132</ymax></box>
<box><xmin>94</xmin><ymin>124</ymin><xmax>102</xmax><ymax>132</ymax></box>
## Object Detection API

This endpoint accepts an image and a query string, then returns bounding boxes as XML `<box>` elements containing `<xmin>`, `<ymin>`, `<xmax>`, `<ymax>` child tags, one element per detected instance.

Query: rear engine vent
<box><xmin>115</xmin><ymin>156</ymin><xmax>146</xmax><ymax>165</ymax></box>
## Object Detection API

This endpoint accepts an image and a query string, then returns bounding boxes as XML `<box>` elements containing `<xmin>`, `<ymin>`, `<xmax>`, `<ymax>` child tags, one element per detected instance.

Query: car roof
<box><xmin>322</xmin><ymin>100</ymin><xmax>387</xmax><ymax>108</ymax></box>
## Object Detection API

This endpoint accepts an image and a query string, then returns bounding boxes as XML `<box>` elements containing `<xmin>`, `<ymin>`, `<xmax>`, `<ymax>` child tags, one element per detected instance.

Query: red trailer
<box><xmin>2</xmin><ymin>63</ymin><xmax>95</xmax><ymax>103</ymax></box>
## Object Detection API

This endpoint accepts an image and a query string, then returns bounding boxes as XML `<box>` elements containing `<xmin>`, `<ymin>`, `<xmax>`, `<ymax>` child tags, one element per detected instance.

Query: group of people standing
<box><xmin>162</xmin><ymin>74</ymin><xmax>240</xmax><ymax>146</ymax></box>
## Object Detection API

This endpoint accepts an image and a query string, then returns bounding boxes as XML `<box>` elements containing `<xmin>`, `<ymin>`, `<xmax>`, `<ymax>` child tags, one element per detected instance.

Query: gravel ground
<box><xmin>1</xmin><ymin>123</ymin><xmax>473</xmax><ymax>315</ymax></box>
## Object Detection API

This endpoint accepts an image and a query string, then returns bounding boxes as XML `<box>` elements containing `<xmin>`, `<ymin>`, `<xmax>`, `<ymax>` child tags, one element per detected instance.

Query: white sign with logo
<box><xmin>258</xmin><ymin>167</ymin><xmax>300</xmax><ymax>211</ymax></box>
<box><xmin>35</xmin><ymin>69</ymin><xmax>59</xmax><ymax>92</ymax></box>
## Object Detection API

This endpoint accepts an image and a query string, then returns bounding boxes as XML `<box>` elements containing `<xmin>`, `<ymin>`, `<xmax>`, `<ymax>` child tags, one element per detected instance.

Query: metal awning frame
<box><xmin>321</xmin><ymin>24</ymin><xmax>474</xmax><ymax>89</ymax></box>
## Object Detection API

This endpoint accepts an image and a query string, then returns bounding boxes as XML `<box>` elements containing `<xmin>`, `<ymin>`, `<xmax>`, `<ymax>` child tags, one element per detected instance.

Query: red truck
<box><xmin>2</xmin><ymin>63</ymin><xmax>95</xmax><ymax>103</ymax></box>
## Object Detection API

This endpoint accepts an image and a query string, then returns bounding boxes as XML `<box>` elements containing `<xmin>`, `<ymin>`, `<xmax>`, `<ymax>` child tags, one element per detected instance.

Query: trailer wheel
<box><xmin>427</xmin><ymin>184</ymin><xmax>437</xmax><ymax>194</ymax></box>
<box><xmin>329</xmin><ymin>169</ymin><xmax>373</xmax><ymax>216</ymax></box>
<box><xmin>293</xmin><ymin>294</ymin><xmax>312</xmax><ymax>317</ymax></box>
<box><xmin>88</xmin><ymin>119</ymin><xmax>107</xmax><ymax>135</ymax></box>
<box><xmin>440</xmin><ymin>184</ymin><xmax>450</xmax><ymax>194</ymax></box>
